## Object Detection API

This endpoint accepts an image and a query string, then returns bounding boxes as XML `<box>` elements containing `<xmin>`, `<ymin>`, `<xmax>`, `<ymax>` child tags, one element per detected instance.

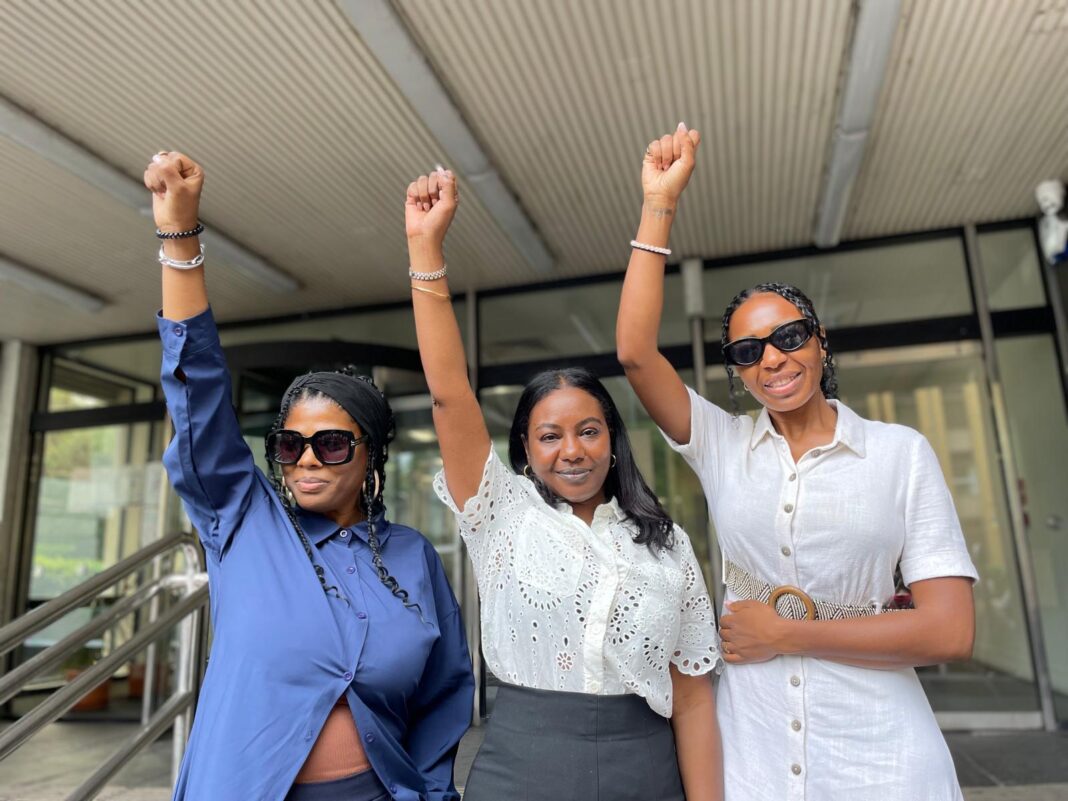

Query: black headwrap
<box><xmin>282</xmin><ymin>372</ymin><xmax>396</xmax><ymax>452</ymax></box>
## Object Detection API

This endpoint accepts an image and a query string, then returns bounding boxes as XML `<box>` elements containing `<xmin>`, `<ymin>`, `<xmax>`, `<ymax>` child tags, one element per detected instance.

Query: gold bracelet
<box><xmin>411</xmin><ymin>284</ymin><xmax>451</xmax><ymax>300</ymax></box>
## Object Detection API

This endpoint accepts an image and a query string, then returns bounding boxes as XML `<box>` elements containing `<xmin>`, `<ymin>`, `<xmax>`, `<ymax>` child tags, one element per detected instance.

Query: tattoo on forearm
<box><xmin>650</xmin><ymin>207</ymin><xmax>674</xmax><ymax>219</ymax></box>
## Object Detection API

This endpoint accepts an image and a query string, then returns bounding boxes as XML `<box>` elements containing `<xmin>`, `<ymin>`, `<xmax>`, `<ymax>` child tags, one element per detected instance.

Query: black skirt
<box><xmin>462</xmin><ymin>683</ymin><xmax>685</xmax><ymax>801</ymax></box>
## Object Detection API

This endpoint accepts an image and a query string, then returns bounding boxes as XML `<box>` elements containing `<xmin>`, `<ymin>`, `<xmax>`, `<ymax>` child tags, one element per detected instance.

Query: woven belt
<box><xmin>723</xmin><ymin>558</ymin><xmax>897</xmax><ymax>621</ymax></box>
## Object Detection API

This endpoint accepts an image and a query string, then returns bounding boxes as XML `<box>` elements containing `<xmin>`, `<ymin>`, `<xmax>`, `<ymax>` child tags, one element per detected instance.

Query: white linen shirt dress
<box><xmin>664</xmin><ymin>388</ymin><xmax>978</xmax><ymax>801</ymax></box>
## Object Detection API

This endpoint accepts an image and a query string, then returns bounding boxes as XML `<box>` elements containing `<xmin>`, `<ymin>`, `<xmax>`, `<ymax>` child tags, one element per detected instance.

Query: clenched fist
<box><xmin>143</xmin><ymin>151</ymin><xmax>204</xmax><ymax>233</ymax></box>
<box><xmin>405</xmin><ymin>169</ymin><xmax>458</xmax><ymax>249</ymax></box>
<box><xmin>642</xmin><ymin>123</ymin><xmax>701</xmax><ymax>206</ymax></box>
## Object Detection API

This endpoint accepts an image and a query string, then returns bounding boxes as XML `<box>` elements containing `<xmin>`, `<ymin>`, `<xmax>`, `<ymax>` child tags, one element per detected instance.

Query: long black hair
<box><xmin>265</xmin><ymin>368</ymin><xmax>419</xmax><ymax>614</ymax></box>
<box><xmin>720</xmin><ymin>281</ymin><xmax>839</xmax><ymax>410</ymax></box>
<box><xmin>508</xmin><ymin>367</ymin><xmax>676</xmax><ymax>551</ymax></box>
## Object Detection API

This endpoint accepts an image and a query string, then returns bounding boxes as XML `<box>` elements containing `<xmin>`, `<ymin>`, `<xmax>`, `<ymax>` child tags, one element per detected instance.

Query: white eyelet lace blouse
<box><xmin>434</xmin><ymin>448</ymin><xmax>723</xmax><ymax>718</ymax></box>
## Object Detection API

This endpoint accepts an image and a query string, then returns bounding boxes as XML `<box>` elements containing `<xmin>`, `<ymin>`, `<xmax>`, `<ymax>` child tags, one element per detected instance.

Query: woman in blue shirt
<box><xmin>145</xmin><ymin>150</ymin><xmax>474</xmax><ymax>801</ymax></box>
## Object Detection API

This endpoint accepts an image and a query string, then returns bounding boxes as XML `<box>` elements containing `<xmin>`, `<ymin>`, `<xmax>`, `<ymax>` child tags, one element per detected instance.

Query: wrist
<box><xmin>775</xmin><ymin>618</ymin><xmax>806</xmax><ymax>656</ymax></box>
<box><xmin>642</xmin><ymin>197</ymin><xmax>679</xmax><ymax>214</ymax></box>
<box><xmin>156</xmin><ymin>219</ymin><xmax>200</xmax><ymax>234</ymax></box>
<box><xmin>407</xmin><ymin>235</ymin><xmax>445</xmax><ymax>265</ymax></box>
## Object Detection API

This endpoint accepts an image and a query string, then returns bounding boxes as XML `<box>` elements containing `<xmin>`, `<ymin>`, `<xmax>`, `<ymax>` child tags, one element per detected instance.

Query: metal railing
<box><xmin>0</xmin><ymin>532</ymin><xmax>209</xmax><ymax>800</ymax></box>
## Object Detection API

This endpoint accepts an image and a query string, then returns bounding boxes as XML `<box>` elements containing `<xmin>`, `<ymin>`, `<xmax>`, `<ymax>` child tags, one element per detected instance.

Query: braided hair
<box><xmin>720</xmin><ymin>282</ymin><xmax>839</xmax><ymax>411</ymax></box>
<box><xmin>265</xmin><ymin>369</ymin><xmax>420</xmax><ymax>615</ymax></box>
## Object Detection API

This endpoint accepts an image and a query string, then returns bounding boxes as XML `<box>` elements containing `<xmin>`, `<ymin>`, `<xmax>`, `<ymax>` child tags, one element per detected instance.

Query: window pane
<box><xmin>30</xmin><ymin>423</ymin><xmax>162</xmax><ymax>599</ymax></box>
<box><xmin>978</xmin><ymin>228</ymin><xmax>1047</xmax><ymax>311</ymax></box>
<box><xmin>479</xmin><ymin>275</ymin><xmax>689</xmax><ymax>366</ymax></box>
<box><xmin>703</xmin><ymin>237</ymin><xmax>973</xmax><ymax>334</ymax></box>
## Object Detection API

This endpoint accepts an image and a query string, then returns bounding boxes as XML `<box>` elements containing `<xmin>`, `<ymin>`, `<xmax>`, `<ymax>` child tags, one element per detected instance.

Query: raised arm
<box><xmin>405</xmin><ymin>170</ymin><xmax>492</xmax><ymax>508</ymax></box>
<box><xmin>617</xmin><ymin>124</ymin><xmax>701</xmax><ymax>445</ymax></box>
<box><xmin>144</xmin><ymin>152</ymin><xmax>207</xmax><ymax>320</ymax></box>
<box><xmin>145</xmin><ymin>152</ymin><xmax>258</xmax><ymax>557</ymax></box>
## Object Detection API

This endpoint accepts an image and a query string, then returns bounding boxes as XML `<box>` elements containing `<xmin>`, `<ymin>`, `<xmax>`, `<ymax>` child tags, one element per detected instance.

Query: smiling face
<box><xmin>524</xmin><ymin>385</ymin><xmax>612</xmax><ymax>522</ymax></box>
<box><xmin>280</xmin><ymin>396</ymin><xmax>367</xmax><ymax>528</ymax></box>
<box><xmin>727</xmin><ymin>292</ymin><xmax>826</xmax><ymax>413</ymax></box>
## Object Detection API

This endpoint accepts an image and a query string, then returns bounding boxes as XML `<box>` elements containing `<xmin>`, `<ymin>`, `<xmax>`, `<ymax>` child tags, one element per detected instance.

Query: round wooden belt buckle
<box><xmin>767</xmin><ymin>585</ymin><xmax>817</xmax><ymax>620</ymax></box>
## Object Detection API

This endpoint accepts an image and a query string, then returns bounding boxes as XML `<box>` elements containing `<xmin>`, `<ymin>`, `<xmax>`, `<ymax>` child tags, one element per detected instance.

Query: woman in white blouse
<box><xmin>617</xmin><ymin>124</ymin><xmax>979</xmax><ymax>800</ymax></box>
<box><xmin>403</xmin><ymin>168</ymin><xmax>724</xmax><ymax>801</ymax></box>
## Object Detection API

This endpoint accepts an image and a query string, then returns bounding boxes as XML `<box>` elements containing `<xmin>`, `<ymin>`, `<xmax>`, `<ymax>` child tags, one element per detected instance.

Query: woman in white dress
<box><xmin>616</xmin><ymin>124</ymin><xmax>978</xmax><ymax>800</ymax></box>
<box><xmin>403</xmin><ymin>167</ymin><xmax>724</xmax><ymax>800</ymax></box>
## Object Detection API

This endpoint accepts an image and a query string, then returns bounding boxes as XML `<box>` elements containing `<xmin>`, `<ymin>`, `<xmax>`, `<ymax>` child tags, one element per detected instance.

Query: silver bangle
<box><xmin>409</xmin><ymin>263</ymin><xmax>447</xmax><ymax>281</ymax></box>
<box><xmin>630</xmin><ymin>240</ymin><xmax>671</xmax><ymax>257</ymax></box>
<box><xmin>158</xmin><ymin>243</ymin><xmax>205</xmax><ymax>270</ymax></box>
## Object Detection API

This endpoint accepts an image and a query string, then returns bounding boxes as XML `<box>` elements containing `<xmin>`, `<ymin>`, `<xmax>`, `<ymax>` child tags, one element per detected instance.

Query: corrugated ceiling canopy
<box><xmin>1</xmin><ymin>0</ymin><xmax>1066</xmax><ymax>344</ymax></box>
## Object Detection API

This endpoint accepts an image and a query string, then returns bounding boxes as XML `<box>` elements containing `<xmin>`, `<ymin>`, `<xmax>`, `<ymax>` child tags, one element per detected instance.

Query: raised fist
<box><xmin>405</xmin><ymin>169</ymin><xmax>458</xmax><ymax>248</ymax></box>
<box><xmin>642</xmin><ymin>123</ymin><xmax>701</xmax><ymax>205</ymax></box>
<box><xmin>143</xmin><ymin>151</ymin><xmax>204</xmax><ymax>233</ymax></box>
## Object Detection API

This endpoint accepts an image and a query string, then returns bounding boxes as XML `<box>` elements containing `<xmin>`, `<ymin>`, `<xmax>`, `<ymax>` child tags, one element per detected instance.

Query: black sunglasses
<box><xmin>265</xmin><ymin>429</ymin><xmax>367</xmax><ymax>465</ymax></box>
<box><xmin>723</xmin><ymin>318</ymin><xmax>816</xmax><ymax>367</ymax></box>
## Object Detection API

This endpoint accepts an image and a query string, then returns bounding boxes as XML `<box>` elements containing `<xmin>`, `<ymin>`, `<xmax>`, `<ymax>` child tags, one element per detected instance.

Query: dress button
<box><xmin>346</xmin><ymin>565</ymin><xmax>356</xmax><ymax>574</ymax></box>
<box><xmin>788</xmin><ymin>473</ymin><xmax>797</xmax><ymax>481</ymax></box>
<box><xmin>784</xmin><ymin>503</ymin><xmax>794</xmax><ymax>513</ymax></box>
<box><xmin>791</xmin><ymin>763</ymin><xmax>802</xmax><ymax>775</ymax></box>
<box><xmin>791</xmin><ymin>719</ymin><xmax>802</xmax><ymax>731</ymax></box>
<box><xmin>781</xmin><ymin>545</ymin><xmax>791</xmax><ymax>557</ymax></box>
<box><xmin>790</xmin><ymin>675</ymin><xmax>801</xmax><ymax>687</ymax></box>
<box><xmin>357</xmin><ymin>611</ymin><xmax>367</xmax><ymax>620</ymax></box>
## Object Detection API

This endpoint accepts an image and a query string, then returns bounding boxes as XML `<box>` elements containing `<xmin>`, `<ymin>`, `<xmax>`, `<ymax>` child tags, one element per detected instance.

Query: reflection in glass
<box><xmin>978</xmin><ymin>228</ymin><xmax>1047</xmax><ymax>311</ymax></box>
<box><xmin>702</xmin><ymin>237</ymin><xmax>972</xmax><ymax>332</ymax></box>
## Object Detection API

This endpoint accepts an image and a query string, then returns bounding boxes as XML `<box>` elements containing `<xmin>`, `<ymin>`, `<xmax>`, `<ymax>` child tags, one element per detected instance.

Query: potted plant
<box><xmin>63</xmin><ymin>646</ymin><xmax>109</xmax><ymax>712</ymax></box>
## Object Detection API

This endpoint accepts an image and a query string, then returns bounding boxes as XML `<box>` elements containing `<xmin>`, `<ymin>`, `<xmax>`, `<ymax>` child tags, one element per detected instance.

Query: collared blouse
<box><xmin>159</xmin><ymin>308</ymin><xmax>474</xmax><ymax>801</ymax></box>
<box><xmin>434</xmin><ymin>448</ymin><xmax>722</xmax><ymax>718</ymax></box>
<box><xmin>665</xmin><ymin>387</ymin><xmax>978</xmax><ymax>801</ymax></box>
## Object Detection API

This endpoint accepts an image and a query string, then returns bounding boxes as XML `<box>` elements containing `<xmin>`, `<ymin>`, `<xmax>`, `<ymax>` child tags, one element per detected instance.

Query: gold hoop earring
<box><xmin>372</xmin><ymin>469</ymin><xmax>381</xmax><ymax>499</ymax></box>
<box><xmin>523</xmin><ymin>464</ymin><xmax>534</xmax><ymax>479</ymax></box>
<box><xmin>610</xmin><ymin>454</ymin><xmax>617</xmax><ymax>468</ymax></box>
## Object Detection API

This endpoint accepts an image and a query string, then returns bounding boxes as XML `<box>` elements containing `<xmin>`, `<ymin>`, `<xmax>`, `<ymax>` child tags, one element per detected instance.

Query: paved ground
<box><xmin>1</xmin><ymin>721</ymin><xmax>1065</xmax><ymax>800</ymax></box>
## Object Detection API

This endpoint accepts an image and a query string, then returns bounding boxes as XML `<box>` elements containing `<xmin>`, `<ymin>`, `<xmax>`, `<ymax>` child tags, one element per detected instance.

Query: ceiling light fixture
<box><xmin>0</xmin><ymin>253</ymin><xmax>106</xmax><ymax>314</ymax></box>
<box><xmin>0</xmin><ymin>97</ymin><xmax>299</xmax><ymax>292</ymax></box>
<box><xmin>812</xmin><ymin>0</ymin><xmax>902</xmax><ymax>248</ymax></box>
<box><xmin>338</xmin><ymin>0</ymin><xmax>554</xmax><ymax>274</ymax></box>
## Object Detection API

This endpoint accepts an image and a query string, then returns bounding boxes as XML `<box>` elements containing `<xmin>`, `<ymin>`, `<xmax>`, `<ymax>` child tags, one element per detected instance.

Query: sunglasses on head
<box><xmin>723</xmin><ymin>318</ymin><xmax>816</xmax><ymax>367</ymax></box>
<box><xmin>265</xmin><ymin>429</ymin><xmax>367</xmax><ymax>465</ymax></box>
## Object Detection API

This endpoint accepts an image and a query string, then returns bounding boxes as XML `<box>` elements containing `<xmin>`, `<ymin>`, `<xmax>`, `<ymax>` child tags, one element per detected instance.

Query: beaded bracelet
<box><xmin>409</xmin><ymin>263</ymin><xmax>447</xmax><ymax>281</ymax></box>
<box><xmin>630</xmin><ymin>240</ymin><xmax>671</xmax><ymax>256</ymax></box>
<box><xmin>156</xmin><ymin>222</ymin><xmax>205</xmax><ymax>240</ymax></box>
<box><xmin>158</xmin><ymin>244</ymin><xmax>205</xmax><ymax>270</ymax></box>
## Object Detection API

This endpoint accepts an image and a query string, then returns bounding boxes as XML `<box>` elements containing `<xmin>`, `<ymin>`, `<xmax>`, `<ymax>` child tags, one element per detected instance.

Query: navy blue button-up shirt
<box><xmin>159</xmin><ymin>308</ymin><xmax>473</xmax><ymax>801</ymax></box>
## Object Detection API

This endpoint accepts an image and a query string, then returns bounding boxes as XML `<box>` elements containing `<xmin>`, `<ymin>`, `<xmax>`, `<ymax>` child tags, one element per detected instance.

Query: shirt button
<box><xmin>788</xmin><ymin>473</ymin><xmax>797</xmax><ymax>481</ymax></box>
<box><xmin>173</xmin><ymin>327</ymin><xmax>184</xmax><ymax>337</ymax></box>
<box><xmin>781</xmin><ymin>545</ymin><xmax>792</xmax><ymax>557</ymax></box>
<box><xmin>339</xmin><ymin>530</ymin><xmax>349</xmax><ymax>539</ymax></box>
<box><xmin>790</xmin><ymin>675</ymin><xmax>801</xmax><ymax>687</ymax></box>
<box><xmin>390</xmin><ymin>785</ymin><xmax>397</xmax><ymax>795</ymax></box>
<box><xmin>357</xmin><ymin>611</ymin><xmax>367</xmax><ymax>620</ymax></box>
<box><xmin>791</xmin><ymin>719</ymin><xmax>802</xmax><ymax>731</ymax></box>
<box><xmin>791</xmin><ymin>763</ymin><xmax>802</xmax><ymax>775</ymax></box>
<box><xmin>812</xmin><ymin>450</ymin><xmax>821</xmax><ymax>457</ymax></box>
<box><xmin>346</xmin><ymin>565</ymin><xmax>356</xmax><ymax>574</ymax></box>
<box><xmin>784</xmin><ymin>503</ymin><xmax>794</xmax><ymax>513</ymax></box>
<box><xmin>343</xmin><ymin>671</ymin><xmax>353</xmax><ymax>681</ymax></box>
<box><xmin>365</xmin><ymin>733</ymin><xmax>375</xmax><ymax>743</ymax></box>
